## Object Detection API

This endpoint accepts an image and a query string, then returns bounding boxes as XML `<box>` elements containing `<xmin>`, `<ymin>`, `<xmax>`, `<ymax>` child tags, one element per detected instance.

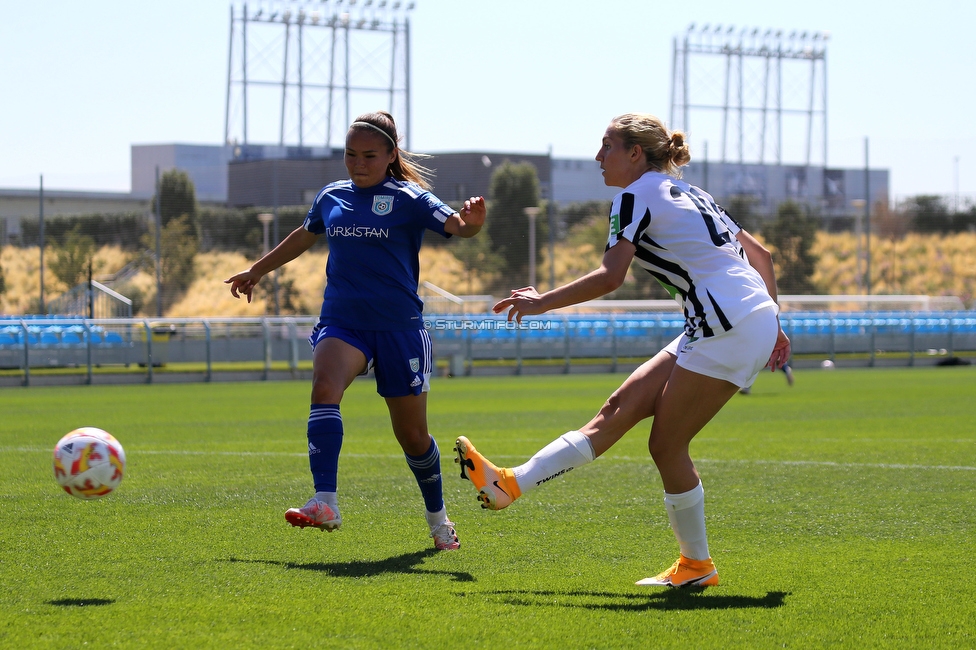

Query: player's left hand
<box><xmin>462</xmin><ymin>196</ymin><xmax>486</xmax><ymax>224</ymax></box>
<box><xmin>767</xmin><ymin>328</ymin><xmax>791</xmax><ymax>371</ymax></box>
<box><xmin>493</xmin><ymin>286</ymin><xmax>544</xmax><ymax>323</ymax></box>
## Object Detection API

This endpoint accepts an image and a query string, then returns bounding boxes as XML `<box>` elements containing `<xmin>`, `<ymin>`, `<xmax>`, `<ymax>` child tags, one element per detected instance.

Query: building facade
<box><xmin>220</xmin><ymin>148</ymin><xmax>887</xmax><ymax>223</ymax></box>
<box><xmin>679</xmin><ymin>160</ymin><xmax>889</xmax><ymax>220</ymax></box>
<box><xmin>131</xmin><ymin>144</ymin><xmax>236</xmax><ymax>202</ymax></box>
<box><xmin>0</xmin><ymin>189</ymin><xmax>151</xmax><ymax>246</ymax></box>
<box><xmin>1</xmin><ymin>145</ymin><xmax>889</xmax><ymax>247</ymax></box>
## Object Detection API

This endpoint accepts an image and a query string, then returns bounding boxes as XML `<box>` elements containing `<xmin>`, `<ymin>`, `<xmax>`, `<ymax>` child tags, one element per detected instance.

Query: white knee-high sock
<box><xmin>513</xmin><ymin>431</ymin><xmax>595</xmax><ymax>495</ymax></box>
<box><xmin>663</xmin><ymin>481</ymin><xmax>710</xmax><ymax>561</ymax></box>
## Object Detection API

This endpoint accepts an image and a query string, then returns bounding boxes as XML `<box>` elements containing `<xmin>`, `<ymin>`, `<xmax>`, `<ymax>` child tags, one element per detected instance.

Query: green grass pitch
<box><xmin>1</xmin><ymin>367</ymin><xmax>975</xmax><ymax>648</ymax></box>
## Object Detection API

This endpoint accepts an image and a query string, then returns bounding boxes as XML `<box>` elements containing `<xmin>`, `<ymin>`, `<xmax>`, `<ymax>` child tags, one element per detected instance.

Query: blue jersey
<box><xmin>303</xmin><ymin>177</ymin><xmax>455</xmax><ymax>330</ymax></box>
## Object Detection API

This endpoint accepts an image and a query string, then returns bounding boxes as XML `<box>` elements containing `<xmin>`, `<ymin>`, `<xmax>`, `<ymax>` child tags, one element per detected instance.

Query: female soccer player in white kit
<box><xmin>455</xmin><ymin>113</ymin><xmax>791</xmax><ymax>585</ymax></box>
<box><xmin>227</xmin><ymin>111</ymin><xmax>486</xmax><ymax>551</ymax></box>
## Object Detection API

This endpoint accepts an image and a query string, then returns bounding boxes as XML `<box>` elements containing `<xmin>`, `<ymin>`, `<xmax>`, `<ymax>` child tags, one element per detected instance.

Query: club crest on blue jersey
<box><xmin>409</xmin><ymin>357</ymin><xmax>420</xmax><ymax>372</ymax></box>
<box><xmin>372</xmin><ymin>195</ymin><xmax>395</xmax><ymax>215</ymax></box>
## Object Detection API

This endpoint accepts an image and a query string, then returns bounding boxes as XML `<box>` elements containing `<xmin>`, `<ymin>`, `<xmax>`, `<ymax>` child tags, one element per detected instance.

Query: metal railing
<box><xmin>3</xmin><ymin>312</ymin><xmax>974</xmax><ymax>387</ymax></box>
<box><xmin>44</xmin><ymin>281</ymin><xmax>133</xmax><ymax>319</ymax></box>
<box><xmin>0</xmin><ymin>316</ymin><xmax>315</xmax><ymax>386</ymax></box>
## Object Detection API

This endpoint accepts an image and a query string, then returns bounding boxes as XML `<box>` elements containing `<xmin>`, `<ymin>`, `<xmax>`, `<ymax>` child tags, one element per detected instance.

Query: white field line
<box><xmin>8</xmin><ymin>447</ymin><xmax>976</xmax><ymax>472</ymax></box>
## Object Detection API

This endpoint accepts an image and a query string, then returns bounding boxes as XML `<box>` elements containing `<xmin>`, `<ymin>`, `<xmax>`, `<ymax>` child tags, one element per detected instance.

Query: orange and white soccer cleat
<box><xmin>636</xmin><ymin>555</ymin><xmax>719</xmax><ymax>587</ymax></box>
<box><xmin>454</xmin><ymin>436</ymin><xmax>521</xmax><ymax>510</ymax></box>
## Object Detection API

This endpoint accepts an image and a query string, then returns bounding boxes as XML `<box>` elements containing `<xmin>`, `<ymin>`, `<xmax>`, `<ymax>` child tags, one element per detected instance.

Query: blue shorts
<box><xmin>309</xmin><ymin>325</ymin><xmax>432</xmax><ymax>398</ymax></box>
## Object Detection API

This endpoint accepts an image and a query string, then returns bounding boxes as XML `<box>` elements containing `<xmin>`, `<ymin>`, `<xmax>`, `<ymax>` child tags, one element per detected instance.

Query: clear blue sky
<box><xmin>1</xmin><ymin>0</ymin><xmax>973</xmax><ymax>202</ymax></box>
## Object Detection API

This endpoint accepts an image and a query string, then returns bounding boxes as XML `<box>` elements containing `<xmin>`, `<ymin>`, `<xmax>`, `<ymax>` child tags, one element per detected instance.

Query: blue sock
<box><xmin>405</xmin><ymin>437</ymin><xmax>444</xmax><ymax>513</ymax></box>
<box><xmin>307</xmin><ymin>404</ymin><xmax>343</xmax><ymax>492</ymax></box>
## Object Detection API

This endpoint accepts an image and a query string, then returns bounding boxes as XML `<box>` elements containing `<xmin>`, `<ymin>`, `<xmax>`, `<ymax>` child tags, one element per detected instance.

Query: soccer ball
<box><xmin>52</xmin><ymin>428</ymin><xmax>126</xmax><ymax>500</ymax></box>
<box><xmin>820</xmin><ymin>359</ymin><xmax>835</xmax><ymax>370</ymax></box>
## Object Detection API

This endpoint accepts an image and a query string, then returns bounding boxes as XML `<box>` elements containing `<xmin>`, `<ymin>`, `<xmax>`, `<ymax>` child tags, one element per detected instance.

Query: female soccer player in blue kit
<box><xmin>226</xmin><ymin>111</ymin><xmax>486</xmax><ymax>550</ymax></box>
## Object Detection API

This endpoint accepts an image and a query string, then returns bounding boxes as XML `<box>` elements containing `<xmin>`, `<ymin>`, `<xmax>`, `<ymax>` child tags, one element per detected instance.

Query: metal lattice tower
<box><xmin>224</xmin><ymin>1</ymin><xmax>414</xmax><ymax>150</ymax></box>
<box><xmin>670</xmin><ymin>24</ymin><xmax>828</xmax><ymax>167</ymax></box>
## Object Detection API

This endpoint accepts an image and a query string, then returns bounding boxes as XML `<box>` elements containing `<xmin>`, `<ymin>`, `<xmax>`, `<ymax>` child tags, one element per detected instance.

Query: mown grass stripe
<box><xmin>11</xmin><ymin>446</ymin><xmax>976</xmax><ymax>471</ymax></box>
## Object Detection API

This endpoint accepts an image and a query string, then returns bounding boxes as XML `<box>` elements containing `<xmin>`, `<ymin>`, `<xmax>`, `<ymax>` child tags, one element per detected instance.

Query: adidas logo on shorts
<box><xmin>409</xmin><ymin>375</ymin><xmax>422</xmax><ymax>388</ymax></box>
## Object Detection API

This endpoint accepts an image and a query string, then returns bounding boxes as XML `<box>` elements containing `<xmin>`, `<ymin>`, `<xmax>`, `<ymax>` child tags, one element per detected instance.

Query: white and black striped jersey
<box><xmin>606</xmin><ymin>171</ymin><xmax>776</xmax><ymax>338</ymax></box>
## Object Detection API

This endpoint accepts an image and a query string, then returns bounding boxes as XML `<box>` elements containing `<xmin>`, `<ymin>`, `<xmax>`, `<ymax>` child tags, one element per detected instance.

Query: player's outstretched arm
<box><xmin>225</xmin><ymin>227</ymin><xmax>319</xmax><ymax>303</ymax></box>
<box><xmin>445</xmin><ymin>196</ymin><xmax>486</xmax><ymax>238</ymax></box>
<box><xmin>493</xmin><ymin>240</ymin><xmax>636</xmax><ymax>323</ymax></box>
<box><xmin>735</xmin><ymin>229</ymin><xmax>778</xmax><ymax>303</ymax></box>
<box><xmin>735</xmin><ymin>229</ymin><xmax>791</xmax><ymax>370</ymax></box>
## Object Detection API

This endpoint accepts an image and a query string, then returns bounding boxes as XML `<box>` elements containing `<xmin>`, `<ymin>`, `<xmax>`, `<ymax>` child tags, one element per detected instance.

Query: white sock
<box><xmin>314</xmin><ymin>491</ymin><xmax>338</xmax><ymax>513</ymax></box>
<box><xmin>425</xmin><ymin>506</ymin><xmax>448</xmax><ymax>530</ymax></box>
<box><xmin>513</xmin><ymin>431</ymin><xmax>595</xmax><ymax>495</ymax></box>
<box><xmin>663</xmin><ymin>481</ymin><xmax>709</xmax><ymax>561</ymax></box>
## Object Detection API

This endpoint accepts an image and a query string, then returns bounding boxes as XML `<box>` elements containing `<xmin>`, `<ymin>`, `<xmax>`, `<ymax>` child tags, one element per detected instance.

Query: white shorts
<box><xmin>663</xmin><ymin>305</ymin><xmax>779</xmax><ymax>388</ymax></box>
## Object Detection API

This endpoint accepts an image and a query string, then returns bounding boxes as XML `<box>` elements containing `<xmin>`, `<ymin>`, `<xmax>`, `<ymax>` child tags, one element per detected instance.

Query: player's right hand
<box><xmin>492</xmin><ymin>286</ymin><xmax>544</xmax><ymax>323</ymax></box>
<box><xmin>224</xmin><ymin>270</ymin><xmax>261</xmax><ymax>303</ymax></box>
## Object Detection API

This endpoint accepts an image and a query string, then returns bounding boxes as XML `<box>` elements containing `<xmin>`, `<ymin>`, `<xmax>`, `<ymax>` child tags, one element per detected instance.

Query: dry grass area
<box><xmin>812</xmin><ymin>232</ymin><xmax>976</xmax><ymax>304</ymax></box>
<box><xmin>0</xmin><ymin>246</ymin><xmax>498</xmax><ymax>317</ymax></box>
<box><xmin>166</xmin><ymin>250</ymin><xmax>330</xmax><ymax>317</ymax></box>
<box><xmin>1</xmin><ymin>245</ymin><xmax>134</xmax><ymax>314</ymax></box>
<box><xmin>3</xmin><ymin>232</ymin><xmax>975</xmax><ymax>316</ymax></box>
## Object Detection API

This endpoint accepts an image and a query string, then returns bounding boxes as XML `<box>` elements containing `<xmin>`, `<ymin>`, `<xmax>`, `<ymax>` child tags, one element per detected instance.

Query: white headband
<box><xmin>350</xmin><ymin>121</ymin><xmax>398</xmax><ymax>148</ymax></box>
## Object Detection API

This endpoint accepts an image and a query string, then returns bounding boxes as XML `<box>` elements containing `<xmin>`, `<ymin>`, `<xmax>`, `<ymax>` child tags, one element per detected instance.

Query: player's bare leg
<box><xmin>456</xmin><ymin>349</ymin><xmax>677</xmax><ymax>508</ymax></box>
<box><xmin>578</xmin><ymin>348</ymin><xmax>677</xmax><ymax>455</ymax></box>
<box><xmin>310</xmin><ymin>337</ymin><xmax>367</xmax><ymax>404</ymax></box>
<box><xmin>638</xmin><ymin>365</ymin><xmax>739</xmax><ymax>587</ymax></box>
<box><xmin>647</xmin><ymin>365</ymin><xmax>738</xmax><ymax>494</ymax></box>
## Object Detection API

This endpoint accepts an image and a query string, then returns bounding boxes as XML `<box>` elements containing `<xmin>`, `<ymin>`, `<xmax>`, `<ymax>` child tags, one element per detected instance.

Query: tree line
<box><xmin>3</xmin><ymin>166</ymin><xmax>974</xmax><ymax>313</ymax></box>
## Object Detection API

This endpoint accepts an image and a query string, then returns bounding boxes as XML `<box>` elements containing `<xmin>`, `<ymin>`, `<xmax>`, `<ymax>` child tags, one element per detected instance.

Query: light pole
<box><xmin>523</xmin><ymin>207</ymin><xmax>541</xmax><ymax>288</ymax></box>
<box><xmin>863</xmin><ymin>137</ymin><xmax>871</xmax><ymax>295</ymax></box>
<box><xmin>851</xmin><ymin>199</ymin><xmax>866</xmax><ymax>294</ymax></box>
<box><xmin>154</xmin><ymin>166</ymin><xmax>163</xmax><ymax>317</ymax></box>
<box><xmin>954</xmin><ymin>156</ymin><xmax>960</xmax><ymax>214</ymax></box>
<box><xmin>38</xmin><ymin>174</ymin><xmax>45</xmax><ymax>314</ymax></box>
<box><xmin>258</xmin><ymin>213</ymin><xmax>274</xmax><ymax>255</ymax></box>
<box><xmin>547</xmin><ymin>145</ymin><xmax>556</xmax><ymax>291</ymax></box>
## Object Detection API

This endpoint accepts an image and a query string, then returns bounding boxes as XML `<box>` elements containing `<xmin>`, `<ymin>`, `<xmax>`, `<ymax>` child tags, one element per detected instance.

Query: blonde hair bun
<box><xmin>611</xmin><ymin>113</ymin><xmax>691</xmax><ymax>177</ymax></box>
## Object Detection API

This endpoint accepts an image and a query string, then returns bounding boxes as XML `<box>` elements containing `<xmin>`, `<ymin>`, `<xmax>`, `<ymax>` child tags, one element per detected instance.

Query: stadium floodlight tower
<box><xmin>670</xmin><ymin>24</ymin><xmax>828</xmax><ymax>169</ymax></box>
<box><xmin>224</xmin><ymin>0</ymin><xmax>415</xmax><ymax>151</ymax></box>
